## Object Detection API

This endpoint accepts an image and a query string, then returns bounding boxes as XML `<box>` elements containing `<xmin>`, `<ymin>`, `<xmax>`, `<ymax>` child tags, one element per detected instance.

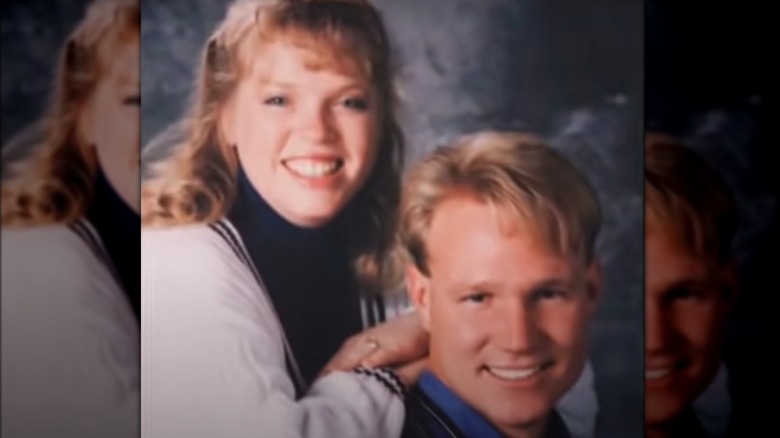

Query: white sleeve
<box><xmin>142</xmin><ymin>229</ymin><xmax>405</xmax><ymax>438</ymax></box>
<box><xmin>1</xmin><ymin>227</ymin><xmax>139</xmax><ymax>438</ymax></box>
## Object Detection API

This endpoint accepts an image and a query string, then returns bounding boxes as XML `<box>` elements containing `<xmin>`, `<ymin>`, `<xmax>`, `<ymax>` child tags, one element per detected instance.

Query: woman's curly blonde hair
<box><xmin>141</xmin><ymin>0</ymin><xmax>405</xmax><ymax>294</ymax></box>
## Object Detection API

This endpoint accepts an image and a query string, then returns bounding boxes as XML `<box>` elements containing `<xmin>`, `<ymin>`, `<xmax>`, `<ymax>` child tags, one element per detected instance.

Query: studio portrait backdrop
<box><xmin>1</xmin><ymin>0</ymin><xmax>94</xmax><ymax>145</ymax></box>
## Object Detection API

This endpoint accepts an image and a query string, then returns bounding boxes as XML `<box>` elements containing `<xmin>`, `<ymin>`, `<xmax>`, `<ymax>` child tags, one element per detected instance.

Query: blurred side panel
<box><xmin>645</xmin><ymin>1</ymin><xmax>772</xmax><ymax>436</ymax></box>
<box><xmin>2</xmin><ymin>1</ymin><xmax>140</xmax><ymax>437</ymax></box>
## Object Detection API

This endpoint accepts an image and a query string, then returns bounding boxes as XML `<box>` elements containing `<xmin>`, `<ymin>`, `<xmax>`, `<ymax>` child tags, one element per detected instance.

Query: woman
<box><xmin>1</xmin><ymin>1</ymin><xmax>139</xmax><ymax>437</ymax></box>
<box><xmin>141</xmin><ymin>1</ymin><xmax>423</xmax><ymax>437</ymax></box>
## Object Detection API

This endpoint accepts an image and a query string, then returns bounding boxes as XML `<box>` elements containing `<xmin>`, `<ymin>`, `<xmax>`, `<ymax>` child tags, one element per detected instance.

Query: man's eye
<box><xmin>464</xmin><ymin>292</ymin><xmax>489</xmax><ymax>303</ymax></box>
<box><xmin>667</xmin><ymin>287</ymin><xmax>699</xmax><ymax>301</ymax></box>
<box><xmin>534</xmin><ymin>288</ymin><xmax>564</xmax><ymax>301</ymax></box>
<box><xmin>122</xmin><ymin>95</ymin><xmax>140</xmax><ymax>106</ymax></box>
<box><xmin>343</xmin><ymin>97</ymin><xmax>368</xmax><ymax>111</ymax></box>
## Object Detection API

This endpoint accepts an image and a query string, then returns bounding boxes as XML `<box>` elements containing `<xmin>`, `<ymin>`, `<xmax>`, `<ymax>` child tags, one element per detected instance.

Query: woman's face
<box><xmin>224</xmin><ymin>40</ymin><xmax>379</xmax><ymax>228</ymax></box>
<box><xmin>83</xmin><ymin>35</ymin><xmax>140</xmax><ymax>212</ymax></box>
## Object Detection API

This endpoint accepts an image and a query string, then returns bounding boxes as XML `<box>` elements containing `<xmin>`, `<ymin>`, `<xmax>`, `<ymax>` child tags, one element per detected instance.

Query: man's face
<box><xmin>645</xmin><ymin>215</ymin><xmax>733</xmax><ymax>427</ymax></box>
<box><xmin>407</xmin><ymin>194</ymin><xmax>600</xmax><ymax>434</ymax></box>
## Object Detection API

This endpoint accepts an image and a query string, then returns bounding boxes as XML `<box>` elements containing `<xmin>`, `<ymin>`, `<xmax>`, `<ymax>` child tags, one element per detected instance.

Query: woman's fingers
<box><xmin>359</xmin><ymin>337</ymin><xmax>428</xmax><ymax>368</ymax></box>
<box><xmin>319</xmin><ymin>335</ymin><xmax>380</xmax><ymax>376</ymax></box>
<box><xmin>319</xmin><ymin>311</ymin><xmax>428</xmax><ymax>376</ymax></box>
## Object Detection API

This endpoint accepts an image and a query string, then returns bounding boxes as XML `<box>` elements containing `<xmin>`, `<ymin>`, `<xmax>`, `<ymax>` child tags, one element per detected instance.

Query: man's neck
<box><xmin>645</xmin><ymin>426</ymin><xmax>672</xmax><ymax>438</ymax></box>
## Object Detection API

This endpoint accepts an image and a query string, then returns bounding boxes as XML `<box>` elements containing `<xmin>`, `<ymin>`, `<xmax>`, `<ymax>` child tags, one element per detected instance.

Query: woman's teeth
<box><xmin>284</xmin><ymin>159</ymin><xmax>341</xmax><ymax>178</ymax></box>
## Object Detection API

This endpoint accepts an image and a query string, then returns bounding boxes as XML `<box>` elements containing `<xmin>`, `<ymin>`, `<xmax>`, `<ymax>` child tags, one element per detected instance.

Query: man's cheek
<box><xmin>539</xmin><ymin>311</ymin><xmax>577</xmax><ymax>343</ymax></box>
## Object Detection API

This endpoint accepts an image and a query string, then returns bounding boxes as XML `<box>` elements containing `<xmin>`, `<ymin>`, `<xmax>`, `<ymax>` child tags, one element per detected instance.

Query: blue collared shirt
<box><xmin>417</xmin><ymin>371</ymin><xmax>506</xmax><ymax>438</ymax></box>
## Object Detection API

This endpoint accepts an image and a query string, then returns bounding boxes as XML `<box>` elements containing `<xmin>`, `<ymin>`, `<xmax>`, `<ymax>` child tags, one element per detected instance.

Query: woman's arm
<box><xmin>142</xmin><ymin>228</ymin><xmax>405</xmax><ymax>438</ymax></box>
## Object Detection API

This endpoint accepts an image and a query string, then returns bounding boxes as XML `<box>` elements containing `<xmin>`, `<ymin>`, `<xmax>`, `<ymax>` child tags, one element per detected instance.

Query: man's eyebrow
<box><xmin>448</xmin><ymin>279</ymin><xmax>503</xmax><ymax>293</ymax></box>
<box><xmin>447</xmin><ymin>278</ymin><xmax>573</xmax><ymax>294</ymax></box>
<box><xmin>662</xmin><ymin>279</ymin><xmax>713</xmax><ymax>293</ymax></box>
<box><xmin>529</xmin><ymin>279</ymin><xmax>572</xmax><ymax>290</ymax></box>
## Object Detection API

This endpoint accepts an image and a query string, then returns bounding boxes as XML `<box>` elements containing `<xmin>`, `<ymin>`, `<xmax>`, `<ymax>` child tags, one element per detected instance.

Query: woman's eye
<box><xmin>264</xmin><ymin>96</ymin><xmax>287</xmax><ymax>106</ymax></box>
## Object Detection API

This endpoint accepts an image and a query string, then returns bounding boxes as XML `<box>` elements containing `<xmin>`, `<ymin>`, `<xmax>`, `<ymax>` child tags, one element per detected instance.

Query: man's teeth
<box><xmin>285</xmin><ymin>160</ymin><xmax>340</xmax><ymax>178</ymax></box>
<box><xmin>487</xmin><ymin>366</ymin><xmax>543</xmax><ymax>381</ymax></box>
<box><xmin>645</xmin><ymin>368</ymin><xmax>672</xmax><ymax>380</ymax></box>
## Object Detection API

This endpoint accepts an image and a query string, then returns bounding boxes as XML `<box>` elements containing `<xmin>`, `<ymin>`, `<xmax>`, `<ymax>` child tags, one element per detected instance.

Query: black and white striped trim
<box><xmin>68</xmin><ymin>218</ymin><xmax>123</xmax><ymax>288</ymax></box>
<box><xmin>208</xmin><ymin>218</ymin><xmax>308</xmax><ymax>397</ymax></box>
<box><xmin>353</xmin><ymin>366</ymin><xmax>407</xmax><ymax>399</ymax></box>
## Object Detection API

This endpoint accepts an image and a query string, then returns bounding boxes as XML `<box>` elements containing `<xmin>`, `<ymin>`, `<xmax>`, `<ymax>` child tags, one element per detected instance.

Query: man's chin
<box><xmin>479</xmin><ymin>392</ymin><xmax>554</xmax><ymax>431</ymax></box>
<box><xmin>645</xmin><ymin>392</ymin><xmax>690</xmax><ymax>427</ymax></box>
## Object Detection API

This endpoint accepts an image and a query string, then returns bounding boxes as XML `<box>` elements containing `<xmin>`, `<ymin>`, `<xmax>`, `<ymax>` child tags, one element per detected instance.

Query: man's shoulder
<box><xmin>401</xmin><ymin>384</ymin><xmax>574</xmax><ymax>438</ymax></box>
<box><xmin>401</xmin><ymin>384</ymin><xmax>462</xmax><ymax>438</ymax></box>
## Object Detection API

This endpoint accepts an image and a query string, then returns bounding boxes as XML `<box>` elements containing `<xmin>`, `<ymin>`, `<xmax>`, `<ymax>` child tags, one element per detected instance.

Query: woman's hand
<box><xmin>319</xmin><ymin>310</ymin><xmax>429</xmax><ymax>378</ymax></box>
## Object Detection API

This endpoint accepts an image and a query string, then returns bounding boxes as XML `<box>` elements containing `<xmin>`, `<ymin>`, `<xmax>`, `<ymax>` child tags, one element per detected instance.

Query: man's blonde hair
<box><xmin>645</xmin><ymin>132</ymin><xmax>738</xmax><ymax>264</ymax></box>
<box><xmin>398</xmin><ymin>131</ymin><xmax>602</xmax><ymax>276</ymax></box>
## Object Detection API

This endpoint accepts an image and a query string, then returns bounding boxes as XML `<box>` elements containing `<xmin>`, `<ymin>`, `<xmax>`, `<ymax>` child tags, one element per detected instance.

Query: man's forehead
<box><xmin>426</xmin><ymin>244</ymin><xmax>584</xmax><ymax>288</ymax></box>
<box><xmin>646</xmin><ymin>235</ymin><xmax>717</xmax><ymax>291</ymax></box>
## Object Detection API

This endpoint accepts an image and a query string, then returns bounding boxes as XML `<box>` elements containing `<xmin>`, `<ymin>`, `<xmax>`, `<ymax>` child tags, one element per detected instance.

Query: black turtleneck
<box><xmin>85</xmin><ymin>167</ymin><xmax>141</xmax><ymax>320</ymax></box>
<box><xmin>227</xmin><ymin>164</ymin><xmax>364</xmax><ymax>386</ymax></box>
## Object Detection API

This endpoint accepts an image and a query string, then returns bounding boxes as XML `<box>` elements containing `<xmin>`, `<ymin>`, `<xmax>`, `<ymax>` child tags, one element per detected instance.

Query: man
<box><xmin>396</xmin><ymin>131</ymin><xmax>603</xmax><ymax>438</ymax></box>
<box><xmin>644</xmin><ymin>132</ymin><xmax>769</xmax><ymax>437</ymax></box>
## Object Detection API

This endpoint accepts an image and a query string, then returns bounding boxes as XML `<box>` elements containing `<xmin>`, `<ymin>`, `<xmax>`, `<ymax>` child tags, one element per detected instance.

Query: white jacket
<box><xmin>1</xmin><ymin>219</ymin><xmax>139</xmax><ymax>438</ymax></box>
<box><xmin>141</xmin><ymin>218</ymin><xmax>598</xmax><ymax>438</ymax></box>
<box><xmin>142</xmin><ymin>219</ymin><xmax>406</xmax><ymax>438</ymax></box>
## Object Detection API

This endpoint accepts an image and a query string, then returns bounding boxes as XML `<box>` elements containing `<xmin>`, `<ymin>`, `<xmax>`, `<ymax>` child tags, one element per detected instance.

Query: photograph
<box><xmin>2</xmin><ymin>1</ymin><xmax>140</xmax><ymax>437</ymax></box>
<box><xmin>140</xmin><ymin>1</ymin><xmax>643</xmax><ymax>437</ymax></box>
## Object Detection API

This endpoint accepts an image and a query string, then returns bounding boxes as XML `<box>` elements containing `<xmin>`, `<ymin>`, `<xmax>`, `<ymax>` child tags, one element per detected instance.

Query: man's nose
<box><xmin>495</xmin><ymin>298</ymin><xmax>538</xmax><ymax>353</ymax></box>
<box><xmin>645</xmin><ymin>299</ymin><xmax>674</xmax><ymax>354</ymax></box>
